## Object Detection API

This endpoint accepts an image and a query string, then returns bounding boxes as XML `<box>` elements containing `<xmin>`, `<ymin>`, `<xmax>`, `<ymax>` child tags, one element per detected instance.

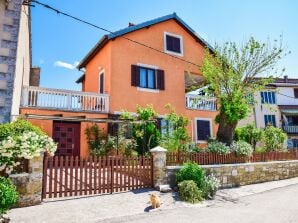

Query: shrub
<box><xmin>230</xmin><ymin>140</ymin><xmax>253</xmax><ymax>157</ymax></box>
<box><xmin>255</xmin><ymin>147</ymin><xmax>266</xmax><ymax>153</ymax></box>
<box><xmin>202</xmin><ymin>175</ymin><xmax>220</xmax><ymax>199</ymax></box>
<box><xmin>176</xmin><ymin>162</ymin><xmax>205</xmax><ymax>189</ymax></box>
<box><xmin>263</xmin><ymin>126</ymin><xmax>287</xmax><ymax>152</ymax></box>
<box><xmin>234</xmin><ymin>124</ymin><xmax>263</xmax><ymax>149</ymax></box>
<box><xmin>0</xmin><ymin>119</ymin><xmax>45</xmax><ymax>141</ymax></box>
<box><xmin>0</xmin><ymin>177</ymin><xmax>18</xmax><ymax>217</ymax></box>
<box><xmin>206</xmin><ymin>140</ymin><xmax>230</xmax><ymax>155</ymax></box>
<box><xmin>178</xmin><ymin>180</ymin><xmax>203</xmax><ymax>203</ymax></box>
<box><xmin>0</xmin><ymin>131</ymin><xmax>57</xmax><ymax>173</ymax></box>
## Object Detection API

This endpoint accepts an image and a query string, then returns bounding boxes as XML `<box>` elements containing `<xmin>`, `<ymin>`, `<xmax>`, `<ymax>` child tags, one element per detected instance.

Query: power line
<box><xmin>29</xmin><ymin>0</ymin><xmax>200</xmax><ymax>67</ymax></box>
<box><xmin>276</xmin><ymin>92</ymin><xmax>298</xmax><ymax>100</ymax></box>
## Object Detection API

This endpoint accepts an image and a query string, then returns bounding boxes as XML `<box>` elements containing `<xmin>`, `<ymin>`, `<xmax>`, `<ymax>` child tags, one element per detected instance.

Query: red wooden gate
<box><xmin>42</xmin><ymin>155</ymin><xmax>153</xmax><ymax>199</ymax></box>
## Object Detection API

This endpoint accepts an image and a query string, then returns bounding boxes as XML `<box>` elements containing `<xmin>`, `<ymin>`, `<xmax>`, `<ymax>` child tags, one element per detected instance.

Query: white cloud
<box><xmin>54</xmin><ymin>61</ymin><xmax>79</xmax><ymax>70</ymax></box>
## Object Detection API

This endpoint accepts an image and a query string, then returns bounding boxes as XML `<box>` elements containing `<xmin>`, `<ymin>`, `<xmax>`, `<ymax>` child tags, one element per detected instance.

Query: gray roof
<box><xmin>77</xmin><ymin>13</ymin><xmax>214</xmax><ymax>74</ymax></box>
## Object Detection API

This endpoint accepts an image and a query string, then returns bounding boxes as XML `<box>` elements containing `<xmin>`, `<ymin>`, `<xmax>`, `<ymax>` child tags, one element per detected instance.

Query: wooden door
<box><xmin>53</xmin><ymin>122</ymin><xmax>80</xmax><ymax>156</ymax></box>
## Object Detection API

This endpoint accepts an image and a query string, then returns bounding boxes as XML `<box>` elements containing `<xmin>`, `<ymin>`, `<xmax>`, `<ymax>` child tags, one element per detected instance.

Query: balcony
<box><xmin>185</xmin><ymin>95</ymin><xmax>217</xmax><ymax>111</ymax></box>
<box><xmin>283</xmin><ymin>125</ymin><xmax>298</xmax><ymax>134</ymax></box>
<box><xmin>21</xmin><ymin>86</ymin><xmax>109</xmax><ymax>113</ymax></box>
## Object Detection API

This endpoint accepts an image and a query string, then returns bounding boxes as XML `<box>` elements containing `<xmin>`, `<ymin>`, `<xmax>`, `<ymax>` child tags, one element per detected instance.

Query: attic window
<box><xmin>164</xmin><ymin>32</ymin><xmax>183</xmax><ymax>56</ymax></box>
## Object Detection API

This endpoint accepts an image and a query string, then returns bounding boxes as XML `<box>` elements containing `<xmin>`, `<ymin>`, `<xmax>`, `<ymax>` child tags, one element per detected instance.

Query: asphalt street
<box><xmin>101</xmin><ymin>184</ymin><xmax>298</xmax><ymax>223</ymax></box>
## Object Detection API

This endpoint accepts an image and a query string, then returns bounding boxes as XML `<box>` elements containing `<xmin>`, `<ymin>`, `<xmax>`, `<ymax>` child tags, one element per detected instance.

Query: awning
<box><xmin>280</xmin><ymin>109</ymin><xmax>298</xmax><ymax>115</ymax></box>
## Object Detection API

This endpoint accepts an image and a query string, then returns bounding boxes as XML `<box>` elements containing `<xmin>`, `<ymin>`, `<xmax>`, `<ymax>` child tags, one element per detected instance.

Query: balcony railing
<box><xmin>21</xmin><ymin>86</ymin><xmax>109</xmax><ymax>113</ymax></box>
<box><xmin>185</xmin><ymin>95</ymin><xmax>217</xmax><ymax>111</ymax></box>
<box><xmin>283</xmin><ymin>125</ymin><xmax>298</xmax><ymax>134</ymax></box>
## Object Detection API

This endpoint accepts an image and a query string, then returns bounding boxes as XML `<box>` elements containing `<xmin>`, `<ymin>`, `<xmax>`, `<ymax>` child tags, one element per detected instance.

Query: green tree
<box><xmin>235</xmin><ymin>123</ymin><xmax>263</xmax><ymax>150</ymax></box>
<box><xmin>160</xmin><ymin>104</ymin><xmax>190</xmax><ymax>151</ymax></box>
<box><xmin>201</xmin><ymin>37</ymin><xmax>287</xmax><ymax>145</ymax></box>
<box><xmin>121</xmin><ymin>105</ymin><xmax>160</xmax><ymax>155</ymax></box>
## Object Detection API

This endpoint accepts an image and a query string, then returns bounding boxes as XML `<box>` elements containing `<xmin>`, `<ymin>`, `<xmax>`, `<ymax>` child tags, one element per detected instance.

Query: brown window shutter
<box><xmin>157</xmin><ymin>69</ymin><xmax>165</xmax><ymax>90</ymax></box>
<box><xmin>294</xmin><ymin>88</ymin><xmax>298</xmax><ymax>98</ymax></box>
<box><xmin>131</xmin><ymin>65</ymin><xmax>139</xmax><ymax>87</ymax></box>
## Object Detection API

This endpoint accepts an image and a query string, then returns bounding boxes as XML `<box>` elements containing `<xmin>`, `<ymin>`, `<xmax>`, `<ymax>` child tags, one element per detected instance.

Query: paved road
<box><xmin>101</xmin><ymin>184</ymin><xmax>298</xmax><ymax>223</ymax></box>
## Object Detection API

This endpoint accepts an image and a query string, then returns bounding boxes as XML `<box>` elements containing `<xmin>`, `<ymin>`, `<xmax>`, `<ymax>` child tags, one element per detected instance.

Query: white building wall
<box><xmin>238</xmin><ymin>90</ymin><xmax>280</xmax><ymax>129</ymax></box>
<box><xmin>276</xmin><ymin>87</ymin><xmax>298</xmax><ymax>105</ymax></box>
<box><xmin>11</xmin><ymin>3</ymin><xmax>31</xmax><ymax>119</ymax></box>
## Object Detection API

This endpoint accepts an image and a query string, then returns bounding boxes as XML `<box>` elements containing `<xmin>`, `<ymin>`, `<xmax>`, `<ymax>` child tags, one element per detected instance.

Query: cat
<box><xmin>149</xmin><ymin>193</ymin><xmax>161</xmax><ymax>209</ymax></box>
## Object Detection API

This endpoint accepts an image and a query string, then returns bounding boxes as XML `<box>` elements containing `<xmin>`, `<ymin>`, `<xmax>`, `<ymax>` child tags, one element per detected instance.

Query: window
<box><xmin>131</xmin><ymin>65</ymin><xmax>165</xmax><ymax>90</ymax></box>
<box><xmin>99</xmin><ymin>72</ymin><xmax>104</xmax><ymax>94</ymax></box>
<box><xmin>196</xmin><ymin>119</ymin><xmax>212</xmax><ymax>142</ymax></box>
<box><xmin>294</xmin><ymin>88</ymin><xmax>298</xmax><ymax>98</ymax></box>
<box><xmin>164</xmin><ymin>32</ymin><xmax>183</xmax><ymax>56</ymax></box>
<box><xmin>261</xmin><ymin>91</ymin><xmax>276</xmax><ymax>104</ymax></box>
<box><xmin>139</xmin><ymin>67</ymin><xmax>156</xmax><ymax>89</ymax></box>
<box><xmin>264</xmin><ymin>115</ymin><xmax>276</xmax><ymax>127</ymax></box>
<box><xmin>158</xmin><ymin>119</ymin><xmax>173</xmax><ymax>136</ymax></box>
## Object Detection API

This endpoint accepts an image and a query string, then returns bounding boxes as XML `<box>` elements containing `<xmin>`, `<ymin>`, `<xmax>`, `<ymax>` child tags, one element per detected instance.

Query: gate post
<box><xmin>150</xmin><ymin>146</ymin><xmax>167</xmax><ymax>190</ymax></box>
<box><xmin>9</xmin><ymin>152</ymin><xmax>44</xmax><ymax>207</ymax></box>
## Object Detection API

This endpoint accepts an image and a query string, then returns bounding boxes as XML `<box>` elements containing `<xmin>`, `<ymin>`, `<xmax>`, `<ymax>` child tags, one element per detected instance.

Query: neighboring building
<box><xmin>238</xmin><ymin>76</ymin><xmax>298</xmax><ymax>148</ymax></box>
<box><xmin>0</xmin><ymin>0</ymin><xmax>32</xmax><ymax>123</ymax></box>
<box><xmin>20</xmin><ymin>13</ymin><xmax>218</xmax><ymax>157</ymax></box>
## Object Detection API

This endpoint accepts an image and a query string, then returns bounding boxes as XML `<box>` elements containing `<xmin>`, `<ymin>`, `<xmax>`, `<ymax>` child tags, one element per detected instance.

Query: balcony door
<box><xmin>53</xmin><ymin>122</ymin><xmax>80</xmax><ymax>156</ymax></box>
<box><xmin>99</xmin><ymin>72</ymin><xmax>104</xmax><ymax>94</ymax></box>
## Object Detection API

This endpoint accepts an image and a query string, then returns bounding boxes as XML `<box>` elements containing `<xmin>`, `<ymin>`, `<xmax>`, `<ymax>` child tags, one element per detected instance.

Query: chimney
<box><xmin>284</xmin><ymin>75</ymin><xmax>288</xmax><ymax>83</ymax></box>
<box><xmin>128</xmin><ymin>22</ymin><xmax>135</xmax><ymax>27</ymax></box>
<box><xmin>30</xmin><ymin>67</ymin><xmax>40</xmax><ymax>86</ymax></box>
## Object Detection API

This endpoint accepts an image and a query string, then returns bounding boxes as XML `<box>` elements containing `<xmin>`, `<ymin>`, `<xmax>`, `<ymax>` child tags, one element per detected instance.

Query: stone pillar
<box><xmin>150</xmin><ymin>146</ymin><xmax>167</xmax><ymax>189</ymax></box>
<box><xmin>9</xmin><ymin>153</ymin><xmax>44</xmax><ymax>207</ymax></box>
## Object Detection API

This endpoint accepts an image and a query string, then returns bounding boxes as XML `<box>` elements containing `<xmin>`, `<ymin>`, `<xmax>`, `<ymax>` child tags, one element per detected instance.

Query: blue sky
<box><xmin>31</xmin><ymin>0</ymin><xmax>298</xmax><ymax>91</ymax></box>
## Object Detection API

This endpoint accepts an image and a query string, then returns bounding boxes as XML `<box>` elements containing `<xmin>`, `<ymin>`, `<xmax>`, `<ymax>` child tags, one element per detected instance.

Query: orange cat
<box><xmin>149</xmin><ymin>194</ymin><xmax>161</xmax><ymax>209</ymax></box>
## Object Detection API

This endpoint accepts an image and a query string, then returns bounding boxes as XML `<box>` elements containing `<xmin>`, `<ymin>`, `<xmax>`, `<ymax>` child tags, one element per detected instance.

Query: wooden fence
<box><xmin>167</xmin><ymin>149</ymin><xmax>298</xmax><ymax>166</ymax></box>
<box><xmin>42</xmin><ymin>155</ymin><xmax>152</xmax><ymax>199</ymax></box>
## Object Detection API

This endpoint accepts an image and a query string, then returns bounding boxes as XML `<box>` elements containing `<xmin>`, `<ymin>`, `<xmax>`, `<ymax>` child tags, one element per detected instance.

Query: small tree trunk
<box><xmin>216</xmin><ymin>112</ymin><xmax>238</xmax><ymax>145</ymax></box>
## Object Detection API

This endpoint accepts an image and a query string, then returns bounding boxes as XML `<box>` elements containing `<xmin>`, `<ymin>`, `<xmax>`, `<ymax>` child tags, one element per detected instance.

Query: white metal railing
<box><xmin>185</xmin><ymin>95</ymin><xmax>217</xmax><ymax>111</ymax></box>
<box><xmin>21</xmin><ymin>86</ymin><xmax>109</xmax><ymax>113</ymax></box>
<box><xmin>283</xmin><ymin>125</ymin><xmax>298</xmax><ymax>134</ymax></box>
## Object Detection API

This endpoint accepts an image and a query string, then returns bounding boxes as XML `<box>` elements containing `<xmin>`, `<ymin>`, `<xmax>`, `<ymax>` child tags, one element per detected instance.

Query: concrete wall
<box><xmin>167</xmin><ymin>160</ymin><xmax>298</xmax><ymax>189</ymax></box>
<box><xmin>0</xmin><ymin>0</ymin><xmax>30</xmax><ymax>123</ymax></box>
<box><xmin>238</xmin><ymin>90</ymin><xmax>280</xmax><ymax>129</ymax></box>
<box><xmin>11</xmin><ymin>1</ymin><xmax>31</xmax><ymax>120</ymax></box>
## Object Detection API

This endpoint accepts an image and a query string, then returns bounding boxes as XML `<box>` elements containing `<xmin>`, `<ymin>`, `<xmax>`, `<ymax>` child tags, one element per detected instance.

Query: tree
<box><xmin>160</xmin><ymin>104</ymin><xmax>190</xmax><ymax>152</ymax></box>
<box><xmin>201</xmin><ymin>37</ymin><xmax>287</xmax><ymax>145</ymax></box>
<box><xmin>121</xmin><ymin>105</ymin><xmax>160</xmax><ymax>155</ymax></box>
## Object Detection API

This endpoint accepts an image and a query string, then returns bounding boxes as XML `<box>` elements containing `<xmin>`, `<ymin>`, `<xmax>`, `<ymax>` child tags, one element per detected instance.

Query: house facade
<box><xmin>238</xmin><ymin>76</ymin><xmax>298</xmax><ymax>148</ymax></box>
<box><xmin>20</xmin><ymin>13</ymin><xmax>218</xmax><ymax>157</ymax></box>
<box><xmin>0</xmin><ymin>0</ymin><xmax>31</xmax><ymax>123</ymax></box>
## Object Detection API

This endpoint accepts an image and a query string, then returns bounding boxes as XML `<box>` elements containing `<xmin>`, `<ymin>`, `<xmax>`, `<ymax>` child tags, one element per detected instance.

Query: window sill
<box><xmin>196</xmin><ymin>140</ymin><xmax>207</xmax><ymax>143</ymax></box>
<box><xmin>137</xmin><ymin>87</ymin><xmax>160</xmax><ymax>93</ymax></box>
<box><xmin>164</xmin><ymin>49</ymin><xmax>183</xmax><ymax>57</ymax></box>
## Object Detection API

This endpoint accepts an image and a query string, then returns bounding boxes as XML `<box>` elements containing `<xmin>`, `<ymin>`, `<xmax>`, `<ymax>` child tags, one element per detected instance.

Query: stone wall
<box><xmin>167</xmin><ymin>160</ymin><xmax>298</xmax><ymax>189</ymax></box>
<box><xmin>9</xmin><ymin>155</ymin><xmax>43</xmax><ymax>207</ymax></box>
<box><xmin>0</xmin><ymin>0</ymin><xmax>30</xmax><ymax>123</ymax></box>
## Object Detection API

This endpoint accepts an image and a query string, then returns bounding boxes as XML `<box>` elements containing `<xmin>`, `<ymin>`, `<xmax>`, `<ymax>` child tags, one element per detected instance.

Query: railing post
<box><xmin>22</xmin><ymin>86</ymin><xmax>29</xmax><ymax>106</ymax></box>
<box><xmin>67</xmin><ymin>93</ymin><xmax>72</xmax><ymax>110</ymax></box>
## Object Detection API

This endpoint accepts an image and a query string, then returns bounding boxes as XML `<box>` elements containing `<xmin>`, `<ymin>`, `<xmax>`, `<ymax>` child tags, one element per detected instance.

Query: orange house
<box><xmin>20</xmin><ymin>13</ymin><xmax>218</xmax><ymax>157</ymax></box>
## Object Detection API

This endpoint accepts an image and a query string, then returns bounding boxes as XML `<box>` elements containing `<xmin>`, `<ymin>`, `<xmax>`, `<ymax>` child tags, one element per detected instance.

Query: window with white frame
<box><xmin>158</xmin><ymin>118</ymin><xmax>173</xmax><ymax>137</ymax></box>
<box><xmin>164</xmin><ymin>32</ymin><xmax>183</xmax><ymax>56</ymax></box>
<box><xmin>264</xmin><ymin>114</ymin><xmax>276</xmax><ymax>127</ymax></box>
<box><xmin>260</xmin><ymin>91</ymin><xmax>276</xmax><ymax>104</ymax></box>
<box><xmin>131</xmin><ymin>64</ymin><xmax>165</xmax><ymax>91</ymax></box>
<box><xmin>195</xmin><ymin>118</ymin><xmax>212</xmax><ymax>142</ymax></box>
